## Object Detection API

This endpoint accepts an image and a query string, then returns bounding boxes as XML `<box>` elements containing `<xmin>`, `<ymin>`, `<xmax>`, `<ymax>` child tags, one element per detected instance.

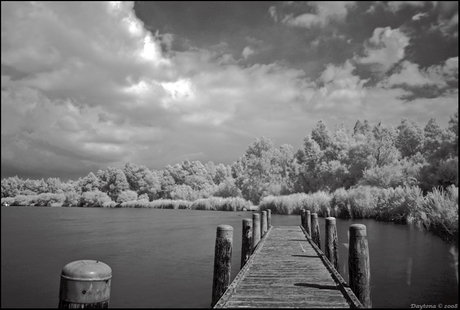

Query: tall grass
<box><xmin>260</xmin><ymin>185</ymin><xmax>458</xmax><ymax>242</ymax></box>
<box><xmin>117</xmin><ymin>197</ymin><xmax>254</xmax><ymax>211</ymax></box>
<box><xmin>191</xmin><ymin>197</ymin><xmax>253</xmax><ymax>211</ymax></box>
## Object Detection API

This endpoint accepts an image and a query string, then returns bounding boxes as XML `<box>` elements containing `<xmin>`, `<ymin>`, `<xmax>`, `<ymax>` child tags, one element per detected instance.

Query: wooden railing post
<box><xmin>261</xmin><ymin>211</ymin><xmax>267</xmax><ymax>237</ymax></box>
<box><xmin>58</xmin><ymin>260</ymin><xmax>111</xmax><ymax>308</ymax></box>
<box><xmin>325</xmin><ymin>217</ymin><xmax>339</xmax><ymax>270</ymax></box>
<box><xmin>305</xmin><ymin>210</ymin><xmax>311</xmax><ymax>237</ymax></box>
<box><xmin>267</xmin><ymin>209</ymin><xmax>272</xmax><ymax>228</ymax></box>
<box><xmin>311</xmin><ymin>213</ymin><xmax>321</xmax><ymax>249</ymax></box>
<box><xmin>252</xmin><ymin>213</ymin><xmax>261</xmax><ymax>253</ymax></box>
<box><xmin>241</xmin><ymin>218</ymin><xmax>252</xmax><ymax>269</ymax></box>
<box><xmin>212</xmin><ymin>225</ymin><xmax>233</xmax><ymax>307</ymax></box>
<box><xmin>349</xmin><ymin>224</ymin><xmax>371</xmax><ymax>308</ymax></box>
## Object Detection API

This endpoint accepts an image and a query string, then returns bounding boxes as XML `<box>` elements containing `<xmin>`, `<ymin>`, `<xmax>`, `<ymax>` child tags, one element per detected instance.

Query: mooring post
<box><xmin>325</xmin><ymin>217</ymin><xmax>339</xmax><ymax>270</ymax></box>
<box><xmin>300</xmin><ymin>209</ymin><xmax>306</xmax><ymax>230</ymax></box>
<box><xmin>211</xmin><ymin>225</ymin><xmax>233</xmax><ymax>308</ymax></box>
<box><xmin>241</xmin><ymin>218</ymin><xmax>252</xmax><ymax>269</ymax></box>
<box><xmin>305</xmin><ymin>210</ymin><xmax>311</xmax><ymax>237</ymax></box>
<box><xmin>252</xmin><ymin>213</ymin><xmax>261</xmax><ymax>253</ymax></box>
<box><xmin>311</xmin><ymin>213</ymin><xmax>321</xmax><ymax>249</ymax></box>
<box><xmin>261</xmin><ymin>211</ymin><xmax>267</xmax><ymax>237</ymax></box>
<box><xmin>349</xmin><ymin>224</ymin><xmax>371</xmax><ymax>308</ymax></box>
<box><xmin>267</xmin><ymin>209</ymin><xmax>272</xmax><ymax>228</ymax></box>
<box><xmin>58</xmin><ymin>260</ymin><xmax>112</xmax><ymax>308</ymax></box>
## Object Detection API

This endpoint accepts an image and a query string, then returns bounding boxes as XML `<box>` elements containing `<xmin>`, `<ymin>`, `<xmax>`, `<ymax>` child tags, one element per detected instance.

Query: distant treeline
<box><xmin>1</xmin><ymin>111</ymin><xmax>457</xmax><ymax>208</ymax></box>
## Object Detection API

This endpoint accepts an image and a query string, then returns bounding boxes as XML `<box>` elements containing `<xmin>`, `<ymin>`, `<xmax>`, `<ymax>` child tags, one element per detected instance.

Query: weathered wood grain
<box><xmin>214</xmin><ymin>226</ymin><xmax>363</xmax><ymax>308</ymax></box>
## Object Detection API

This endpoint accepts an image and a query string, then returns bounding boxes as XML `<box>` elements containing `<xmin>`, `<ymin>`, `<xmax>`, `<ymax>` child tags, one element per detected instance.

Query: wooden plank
<box><xmin>214</xmin><ymin>226</ymin><xmax>363</xmax><ymax>308</ymax></box>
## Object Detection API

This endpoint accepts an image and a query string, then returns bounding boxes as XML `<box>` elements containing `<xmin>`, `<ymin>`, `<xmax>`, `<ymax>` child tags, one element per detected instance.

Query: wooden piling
<box><xmin>261</xmin><ymin>211</ymin><xmax>267</xmax><ymax>237</ymax></box>
<box><xmin>311</xmin><ymin>213</ymin><xmax>321</xmax><ymax>249</ymax></box>
<box><xmin>241</xmin><ymin>218</ymin><xmax>252</xmax><ymax>269</ymax></box>
<box><xmin>267</xmin><ymin>209</ymin><xmax>272</xmax><ymax>228</ymax></box>
<box><xmin>325</xmin><ymin>217</ymin><xmax>339</xmax><ymax>270</ymax></box>
<box><xmin>252</xmin><ymin>213</ymin><xmax>261</xmax><ymax>253</ymax></box>
<box><xmin>349</xmin><ymin>224</ymin><xmax>371</xmax><ymax>308</ymax></box>
<box><xmin>58</xmin><ymin>260</ymin><xmax>111</xmax><ymax>308</ymax></box>
<box><xmin>305</xmin><ymin>210</ymin><xmax>311</xmax><ymax>237</ymax></box>
<box><xmin>300</xmin><ymin>209</ymin><xmax>306</xmax><ymax>230</ymax></box>
<box><xmin>212</xmin><ymin>225</ymin><xmax>233</xmax><ymax>308</ymax></box>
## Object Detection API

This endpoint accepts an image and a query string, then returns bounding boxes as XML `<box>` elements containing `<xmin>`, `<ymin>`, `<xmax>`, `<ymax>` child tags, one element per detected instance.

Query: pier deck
<box><xmin>214</xmin><ymin>225</ymin><xmax>362</xmax><ymax>308</ymax></box>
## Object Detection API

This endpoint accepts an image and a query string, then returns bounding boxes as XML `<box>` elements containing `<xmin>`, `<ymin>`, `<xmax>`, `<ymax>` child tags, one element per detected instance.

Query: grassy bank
<box><xmin>259</xmin><ymin>185</ymin><xmax>458</xmax><ymax>243</ymax></box>
<box><xmin>1</xmin><ymin>196</ymin><xmax>255</xmax><ymax>212</ymax></box>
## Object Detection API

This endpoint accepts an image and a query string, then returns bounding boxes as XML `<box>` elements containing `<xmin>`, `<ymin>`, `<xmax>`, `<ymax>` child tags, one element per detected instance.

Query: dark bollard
<box><xmin>212</xmin><ymin>225</ymin><xmax>233</xmax><ymax>308</ymax></box>
<box><xmin>261</xmin><ymin>211</ymin><xmax>267</xmax><ymax>237</ymax></box>
<box><xmin>58</xmin><ymin>260</ymin><xmax>112</xmax><ymax>308</ymax></box>
<box><xmin>349</xmin><ymin>224</ymin><xmax>371</xmax><ymax>308</ymax></box>
<box><xmin>300</xmin><ymin>209</ymin><xmax>306</xmax><ymax>230</ymax></box>
<box><xmin>305</xmin><ymin>210</ymin><xmax>311</xmax><ymax>237</ymax></box>
<box><xmin>252</xmin><ymin>213</ymin><xmax>261</xmax><ymax>253</ymax></box>
<box><xmin>325</xmin><ymin>217</ymin><xmax>339</xmax><ymax>270</ymax></box>
<box><xmin>241</xmin><ymin>218</ymin><xmax>252</xmax><ymax>269</ymax></box>
<box><xmin>311</xmin><ymin>213</ymin><xmax>321</xmax><ymax>249</ymax></box>
<box><xmin>267</xmin><ymin>209</ymin><xmax>272</xmax><ymax>228</ymax></box>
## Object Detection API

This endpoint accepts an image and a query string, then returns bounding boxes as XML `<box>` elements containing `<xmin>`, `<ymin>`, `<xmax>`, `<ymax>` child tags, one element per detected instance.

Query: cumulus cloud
<box><xmin>386</xmin><ymin>1</ymin><xmax>426</xmax><ymax>12</ymax></box>
<box><xmin>242</xmin><ymin>46</ymin><xmax>255</xmax><ymax>60</ymax></box>
<box><xmin>357</xmin><ymin>27</ymin><xmax>410</xmax><ymax>72</ymax></box>
<box><xmin>412</xmin><ymin>12</ymin><xmax>428</xmax><ymax>21</ymax></box>
<box><xmin>282</xmin><ymin>1</ymin><xmax>355</xmax><ymax>28</ymax></box>
<box><xmin>379</xmin><ymin>57</ymin><xmax>458</xmax><ymax>89</ymax></box>
<box><xmin>307</xmin><ymin>60</ymin><xmax>368</xmax><ymax>124</ymax></box>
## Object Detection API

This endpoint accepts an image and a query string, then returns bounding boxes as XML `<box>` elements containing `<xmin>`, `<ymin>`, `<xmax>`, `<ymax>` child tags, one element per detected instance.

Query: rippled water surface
<box><xmin>1</xmin><ymin>207</ymin><xmax>458</xmax><ymax>308</ymax></box>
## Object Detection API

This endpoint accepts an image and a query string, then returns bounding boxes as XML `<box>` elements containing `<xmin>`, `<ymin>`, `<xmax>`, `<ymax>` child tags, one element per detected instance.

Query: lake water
<box><xmin>1</xmin><ymin>206</ymin><xmax>458</xmax><ymax>308</ymax></box>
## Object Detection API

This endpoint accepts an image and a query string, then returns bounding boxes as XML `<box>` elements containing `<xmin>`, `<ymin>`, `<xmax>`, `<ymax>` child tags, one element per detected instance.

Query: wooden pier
<box><xmin>212</xmin><ymin>213</ymin><xmax>368</xmax><ymax>308</ymax></box>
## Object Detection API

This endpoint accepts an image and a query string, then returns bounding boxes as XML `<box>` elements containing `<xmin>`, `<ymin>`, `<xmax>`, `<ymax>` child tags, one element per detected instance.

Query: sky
<box><xmin>1</xmin><ymin>1</ymin><xmax>458</xmax><ymax>182</ymax></box>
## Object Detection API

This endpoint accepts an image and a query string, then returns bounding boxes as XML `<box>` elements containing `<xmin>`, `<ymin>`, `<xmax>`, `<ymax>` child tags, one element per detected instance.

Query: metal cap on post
<box><xmin>212</xmin><ymin>225</ymin><xmax>233</xmax><ymax>308</ymax></box>
<box><xmin>349</xmin><ymin>224</ymin><xmax>371</xmax><ymax>308</ymax></box>
<box><xmin>59</xmin><ymin>260</ymin><xmax>112</xmax><ymax>308</ymax></box>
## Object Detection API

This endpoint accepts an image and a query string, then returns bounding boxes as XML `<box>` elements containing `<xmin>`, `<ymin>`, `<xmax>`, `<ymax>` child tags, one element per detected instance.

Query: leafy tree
<box><xmin>233</xmin><ymin>136</ymin><xmax>281</xmax><ymax>204</ymax></box>
<box><xmin>1</xmin><ymin>176</ymin><xmax>23</xmax><ymax>198</ymax></box>
<box><xmin>81</xmin><ymin>190</ymin><xmax>112</xmax><ymax>208</ymax></box>
<box><xmin>117</xmin><ymin>190</ymin><xmax>138</xmax><ymax>203</ymax></box>
<box><xmin>46</xmin><ymin>177</ymin><xmax>63</xmax><ymax>194</ymax></box>
<box><xmin>79</xmin><ymin>172</ymin><xmax>100</xmax><ymax>192</ymax></box>
<box><xmin>423</xmin><ymin>117</ymin><xmax>443</xmax><ymax>159</ymax></box>
<box><xmin>395</xmin><ymin>118</ymin><xmax>424</xmax><ymax>158</ymax></box>
<box><xmin>123</xmin><ymin>163</ymin><xmax>160</xmax><ymax>200</ymax></box>
<box><xmin>369</xmin><ymin>122</ymin><xmax>400</xmax><ymax>167</ymax></box>
<box><xmin>213</xmin><ymin>178</ymin><xmax>242</xmax><ymax>198</ymax></box>
<box><xmin>97</xmin><ymin>167</ymin><xmax>129</xmax><ymax>202</ymax></box>
<box><xmin>311</xmin><ymin>120</ymin><xmax>332</xmax><ymax>150</ymax></box>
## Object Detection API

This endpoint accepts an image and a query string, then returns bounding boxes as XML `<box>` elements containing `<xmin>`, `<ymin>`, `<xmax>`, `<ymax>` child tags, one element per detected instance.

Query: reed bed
<box><xmin>259</xmin><ymin>185</ymin><xmax>458</xmax><ymax>242</ymax></box>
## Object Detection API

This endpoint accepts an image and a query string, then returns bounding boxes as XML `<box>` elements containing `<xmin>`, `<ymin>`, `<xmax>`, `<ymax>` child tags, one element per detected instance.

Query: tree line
<box><xmin>1</xmin><ymin>110</ymin><xmax>457</xmax><ymax>207</ymax></box>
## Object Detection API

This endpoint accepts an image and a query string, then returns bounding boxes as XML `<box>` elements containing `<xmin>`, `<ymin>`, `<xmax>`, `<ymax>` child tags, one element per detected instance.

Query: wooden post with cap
<box><xmin>211</xmin><ymin>225</ymin><xmax>233</xmax><ymax>308</ymax></box>
<box><xmin>58</xmin><ymin>260</ymin><xmax>112</xmax><ymax>308</ymax></box>
<box><xmin>349</xmin><ymin>224</ymin><xmax>371</xmax><ymax>308</ymax></box>
<box><xmin>325</xmin><ymin>217</ymin><xmax>339</xmax><ymax>270</ymax></box>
